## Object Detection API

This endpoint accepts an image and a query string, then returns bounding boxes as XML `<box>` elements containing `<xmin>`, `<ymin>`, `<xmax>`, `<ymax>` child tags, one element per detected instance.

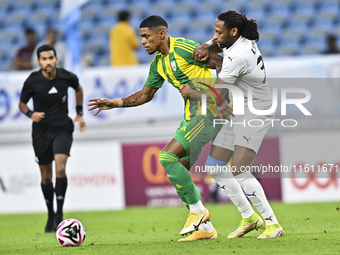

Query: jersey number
<box><xmin>256</xmin><ymin>55</ymin><xmax>266</xmax><ymax>84</ymax></box>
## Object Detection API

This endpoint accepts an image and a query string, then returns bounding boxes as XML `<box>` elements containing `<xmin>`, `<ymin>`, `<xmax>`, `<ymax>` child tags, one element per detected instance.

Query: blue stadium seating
<box><xmin>0</xmin><ymin>0</ymin><xmax>339</xmax><ymax>71</ymax></box>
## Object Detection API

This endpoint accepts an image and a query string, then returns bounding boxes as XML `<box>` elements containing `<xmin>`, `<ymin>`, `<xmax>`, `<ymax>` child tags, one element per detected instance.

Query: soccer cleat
<box><xmin>55</xmin><ymin>213</ymin><xmax>63</xmax><ymax>228</ymax></box>
<box><xmin>178</xmin><ymin>228</ymin><xmax>217</xmax><ymax>241</ymax></box>
<box><xmin>228</xmin><ymin>213</ymin><xmax>263</xmax><ymax>238</ymax></box>
<box><xmin>45</xmin><ymin>215</ymin><xmax>56</xmax><ymax>233</ymax></box>
<box><xmin>180</xmin><ymin>208</ymin><xmax>210</xmax><ymax>235</ymax></box>
<box><xmin>257</xmin><ymin>223</ymin><xmax>284</xmax><ymax>239</ymax></box>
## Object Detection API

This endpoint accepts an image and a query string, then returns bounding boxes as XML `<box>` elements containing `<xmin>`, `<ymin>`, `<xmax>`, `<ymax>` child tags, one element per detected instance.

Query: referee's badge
<box><xmin>171</xmin><ymin>61</ymin><xmax>176</xmax><ymax>71</ymax></box>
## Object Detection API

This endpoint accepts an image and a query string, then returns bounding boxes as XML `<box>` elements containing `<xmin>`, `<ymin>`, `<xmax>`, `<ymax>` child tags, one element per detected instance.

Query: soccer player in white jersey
<box><xmin>192</xmin><ymin>10</ymin><xmax>284</xmax><ymax>239</ymax></box>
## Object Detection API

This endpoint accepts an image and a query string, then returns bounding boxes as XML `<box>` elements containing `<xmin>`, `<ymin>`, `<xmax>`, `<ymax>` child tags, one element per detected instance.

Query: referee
<box><xmin>19</xmin><ymin>45</ymin><xmax>87</xmax><ymax>233</ymax></box>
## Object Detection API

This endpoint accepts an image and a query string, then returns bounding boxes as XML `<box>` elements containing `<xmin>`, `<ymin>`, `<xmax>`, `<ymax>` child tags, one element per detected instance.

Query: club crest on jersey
<box><xmin>171</xmin><ymin>61</ymin><xmax>176</xmax><ymax>71</ymax></box>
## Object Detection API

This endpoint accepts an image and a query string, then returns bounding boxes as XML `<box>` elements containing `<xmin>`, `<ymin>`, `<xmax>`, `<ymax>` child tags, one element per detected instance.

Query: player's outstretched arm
<box><xmin>74</xmin><ymin>84</ymin><xmax>87</xmax><ymax>133</ymax></box>
<box><xmin>192</xmin><ymin>39</ymin><xmax>222</xmax><ymax>62</ymax></box>
<box><xmin>88</xmin><ymin>85</ymin><xmax>158</xmax><ymax>116</ymax></box>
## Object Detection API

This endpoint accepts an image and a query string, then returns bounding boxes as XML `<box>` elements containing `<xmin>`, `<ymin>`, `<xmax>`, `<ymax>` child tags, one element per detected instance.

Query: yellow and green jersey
<box><xmin>145</xmin><ymin>36</ymin><xmax>217</xmax><ymax>120</ymax></box>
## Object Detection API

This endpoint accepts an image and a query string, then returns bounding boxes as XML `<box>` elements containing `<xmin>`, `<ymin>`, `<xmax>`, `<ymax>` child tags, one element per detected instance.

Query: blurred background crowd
<box><xmin>0</xmin><ymin>0</ymin><xmax>339</xmax><ymax>71</ymax></box>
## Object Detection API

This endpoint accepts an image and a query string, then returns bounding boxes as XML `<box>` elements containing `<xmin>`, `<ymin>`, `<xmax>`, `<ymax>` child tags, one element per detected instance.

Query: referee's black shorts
<box><xmin>32</xmin><ymin>117</ymin><xmax>74</xmax><ymax>165</ymax></box>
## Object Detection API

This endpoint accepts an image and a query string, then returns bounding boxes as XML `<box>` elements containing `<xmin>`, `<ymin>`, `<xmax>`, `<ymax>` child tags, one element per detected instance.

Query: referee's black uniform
<box><xmin>20</xmin><ymin>68</ymin><xmax>79</xmax><ymax>164</ymax></box>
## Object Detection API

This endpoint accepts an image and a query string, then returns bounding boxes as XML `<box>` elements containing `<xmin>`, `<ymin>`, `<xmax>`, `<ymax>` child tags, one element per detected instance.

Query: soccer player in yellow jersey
<box><xmin>88</xmin><ymin>15</ymin><xmax>231</xmax><ymax>241</ymax></box>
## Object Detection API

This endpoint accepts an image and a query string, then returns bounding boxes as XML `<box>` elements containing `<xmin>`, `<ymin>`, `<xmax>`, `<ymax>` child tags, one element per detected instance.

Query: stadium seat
<box><xmin>83</xmin><ymin>38</ymin><xmax>107</xmax><ymax>56</ymax></box>
<box><xmin>185</xmin><ymin>31</ymin><xmax>209</xmax><ymax>44</ymax></box>
<box><xmin>259</xmin><ymin>25</ymin><xmax>282</xmax><ymax>43</ymax></box>
<box><xmin>293</xmin><ymin>0</ymin><xmax>318</xmax><ymax>10</ymax></box>
<box><xmin>300</xmin><ymin>38</ymin><xmax>326</xmax><ymax>55</ymax></box>
<box><xmin>220</xmin><ymin>0</ymin><xmax>246</xmax><ymax>13</ymax></box>
<box><xmin>316</xmin><ymin>6</ymin><xmax>339</xmax><ymax>23</ymax></box>
<box><xmin>29</xmin><ymin>8</ymin><xmax>54</xmax><ymax>26</ymax></box>
<box><xmin>265</xmin><ymin>9</ymin><xmax>289</xmax><ymax>28</ymax></box>
<box><xmin>80</xmin><ymin>20</ymin><xmax>94</xmax><ymax>40</ymax></box>
<box><xmin>97</xmin><ymin>55</ymin><xmax>110</xmax><ymax>66</ymax></box>
<box><xmin>34</xmin><ymin>23</ymin><xmax>47</xmax><ymax>42</ymax></box>
<box><xmin>37</xmin><ymin>0</ymin><xmax>59</xmax><ymax>8</ymax></box>
<box><xmin>190</xmin><ymin>14</ymin><xmax>216</xmax><ymax>32</ymax></box>
<box><xmin>275</xmin><ymin>40</ymin><xmax>300</xmax><ymax>55</ymax></box>
<box><xmin>148</xmin><ymin>1</ymin><xmax>172</xmax><ymax>18</ymax></box>
<box><xmin>257</xmin><ymin>41</ymin><xmax>275</xmax><ymax>56</ymax></box>
<box><xmin>168</xmin><ymin>16</ymin><xmax>191</xmax><ymax>34</ymax></box>
<box><xmin>91</xmin><ymin>22</ymin><xmax>112</xmax><ymax>39</ymax></box>
<box><xmin>13</xmin><ymin>0</ymin><xmax>36</xmax><ymax>10</ymax></box>
<box><xmin>246</xmin><ymin>10</ymin><xmax>266</xmax><ymax>28</ymax></box>
<box><xmin>0</xmin><ymin>0</ymin><xmax>12</xmax><ymax>11</ymax></box>
<box><xmin>307</xmin><ymin>22</ymin><xmax>334</xmax><ymax>41</ymax></box>
<box><xmin>0</xmin><ymin>26</ymin><xmax>21</xmax><ymax>44</ymax></box>
<box><xmin>244</xmin><ymin>0</ymin><xmax>269</xmax><ymax>13</ymax></box>
<box><xmin>128</xmin><ymin>2</ymin><xmax>150</xmax><ymax>20</ymax></box>
<box><xmin>173</xmin><ymin>0</ymin><xmax>197</xmax><ymax>17</ymax></box>
<box><xmin>100</xmin><ymin>6</ymin><xmax>122</xmax><ymax>23</ymax></box>
<box><xmin>334</xmin><ymin>26</ymin><xmax>340</xmax><ymax>38</ymax></box>
<box><xmin>81</xmin><ymin>7</ymin><xmax>99</xmax><ymax>23</ymax></box>
<box><xmin>136</xmin><ymin>48</ymin><xmax>154</xmax><ymax>64</ymax></box>
<box><xmin>282</xmin><ymin>23</ymin><xmax>309</xmax><ymax>42</ymax></box>
<box><xmin>269</xmin><ymin>0</ymin><xmax>294</xmax><ymax>11</ymax></box>
<box><xmin>197</xmin><ymin>0</ymin><xmax>221</xmax><ymax>15</ymax></box>
<box><xmin>289</xmin><ymin>7</ymin><xmax>315</xmax><ymax>25</ymax></box>
<box><xmin>0</xmin><ymin>42</ymin><xmax>12</xmax><ymax>61</ymax></box>
<box><xmin>4</xmin><ymin>10</ymin><xmax>29</xmax><ymax>27</ymax></box>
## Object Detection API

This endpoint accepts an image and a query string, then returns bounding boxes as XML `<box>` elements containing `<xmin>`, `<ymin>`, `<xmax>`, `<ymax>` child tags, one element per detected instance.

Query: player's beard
<box><xmin>43</xmin><ymin>65</ymin><xmax>55</xmax><ymax>73</ymax></box>
<box><xmin>219</xmin><ymin>40</ymin><xmax>233</xmax><ymax>49</ymax></box>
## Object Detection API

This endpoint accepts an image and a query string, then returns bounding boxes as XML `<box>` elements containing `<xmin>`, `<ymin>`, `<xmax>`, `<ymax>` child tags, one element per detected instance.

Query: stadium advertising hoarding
<box><xmin>0</xmin><ymin>66</ymin><xmax>183</xmax><ymax>132</ymax></box>
<box><xmin>0</xmin><ymin>141</ymin><xmax>125</xmax><ymax>213</ymax></box>
<box><xmin>122</xmin><ymin>142</ymin><xmax>212</xmax><ymax>207</ymax></box>
<box><xmin>280</xmin><ymin>131</ymin><xmax>340</xmax><ymax>203</ymax></box>
<box><xmin>122</xmin><ymin>138</ymin><xmax>281</xmax><ymax>207</ymax></box>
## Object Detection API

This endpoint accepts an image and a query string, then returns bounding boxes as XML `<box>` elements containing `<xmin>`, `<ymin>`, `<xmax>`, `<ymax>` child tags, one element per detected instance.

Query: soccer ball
<box><xmin>56</xmin><ymin>219</ymin><xmax>86</xmax><ymax>247</ymax></box>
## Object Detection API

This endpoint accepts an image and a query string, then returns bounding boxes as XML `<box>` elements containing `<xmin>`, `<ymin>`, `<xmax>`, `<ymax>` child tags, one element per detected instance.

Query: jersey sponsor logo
<box><xmin>171</xmin><ymin>61</ymin><xmax>176</xmax><ymax>71</ymax></box>
<box><xmin>228</xmin><ymin>56</ymin><xmax>234</xmax><ymax>62</ymax></box>
<box><xmin>48</xmin><ymin>87</ymin><xmax>58</xmax><ymax>94</ymax></box>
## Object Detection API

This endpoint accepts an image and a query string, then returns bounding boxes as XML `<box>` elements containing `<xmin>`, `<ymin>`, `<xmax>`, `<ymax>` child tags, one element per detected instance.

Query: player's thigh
<box><xmin>53</xmin><ymin>120</ymin><xmax>74</xmax><ymax>156</ymax></box>
<box><xmin>162</xmin><ymin>139</ymin><xmax>186</xmax><ymax>159</ymax></box>
<box><xmin>182</xmin><ymin>116</ymin><xmax>221</xmax><ymax>165</ymax></box>
<box><xmin>211</xmin><ymin>121</ymin><xmax>235</xmax><ymax>161</ymax></box>
<box><xmin>32</xmin><ymin>123</ymin><xmax>54</xmax><ymax>165</ymax></box>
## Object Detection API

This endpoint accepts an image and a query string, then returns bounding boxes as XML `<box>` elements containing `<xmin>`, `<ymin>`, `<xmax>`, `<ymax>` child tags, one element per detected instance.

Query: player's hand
<box><xmin>88</xmin><ymin>98</ymin><xmax>114</xmax><ymax>116</ymax></box>
<box><xmin>215</xmin><ymin>99</ymin><xmax>234</xmax><ymax>121</ymax></box>
<box><xmin>31</xmin><ymin>112</ymin><xmax>45</xmax><ymax>122</ymax></box>
<box><xmin>192</xmin><ymin>43</ymin><xmax>210</xmax><ymax>62</ymax></box>
<box><xmin>74</xmin><ymin>115</ymin><xmax>87</xmax><ymax>133</ymax></box>
<box><xmin>179</xmin><ymin>84</ymin><xmax>191</xmax><ymax>99</ymax></box>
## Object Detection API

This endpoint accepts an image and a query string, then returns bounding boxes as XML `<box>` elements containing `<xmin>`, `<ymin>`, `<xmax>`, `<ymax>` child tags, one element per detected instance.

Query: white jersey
<box><xmin>219</xmin><ymin>36</ymin><xmax>272</xmax><ymax>108</ymax></box>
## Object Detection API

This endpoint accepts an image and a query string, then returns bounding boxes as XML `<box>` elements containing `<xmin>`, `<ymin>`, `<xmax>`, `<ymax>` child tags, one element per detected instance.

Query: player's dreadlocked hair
<box><xmin>139</xmin><ymin>15</ymin><xmax>168</xmax><ymax>29</ymax></box>
<box><xmin>218</xmin><ymin>10</ymin><xmax>259</xmax><ymax>42</ymax></box>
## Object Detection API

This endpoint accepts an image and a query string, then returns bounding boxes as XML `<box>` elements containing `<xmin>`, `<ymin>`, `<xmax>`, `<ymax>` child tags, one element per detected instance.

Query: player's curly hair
<box><xmin>218</xmin><ymin>10</ymin><xmax>259</xmax><ymax>42</ymax></box>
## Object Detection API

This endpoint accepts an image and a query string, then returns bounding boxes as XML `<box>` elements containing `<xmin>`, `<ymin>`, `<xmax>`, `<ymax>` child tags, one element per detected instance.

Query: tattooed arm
<box><xmin>205</xmin><ymin>51</ymin><xmax>223</xmax><ymax>75</ymax></box>
<box><xmin>192</xmin><ymin>39</ymin><xmax>222</xmax><ymax>62</ymax></box>
<box><xmin>88</xmin><ymin>85</ymin><xmax>158</xmax><ymax>116</ymax></box>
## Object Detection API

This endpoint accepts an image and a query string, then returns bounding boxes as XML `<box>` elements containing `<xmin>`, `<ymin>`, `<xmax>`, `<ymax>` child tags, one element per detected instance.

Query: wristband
<box><xmin>76</xmin><ymin>105</ymin><xmax>83</xmax><ymax>116</ymax></box>
<box><xmin>113</xmin><ymin>98</ymin><xmax>123</xmax><ymax>107</ymax></box>
<box><xmin>26</xmin><ymin>110</ymin><xmax>34</xmax><ymax>118</ymax></box>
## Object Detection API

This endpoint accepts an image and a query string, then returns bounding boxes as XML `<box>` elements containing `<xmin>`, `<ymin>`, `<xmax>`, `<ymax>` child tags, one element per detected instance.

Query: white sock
<box><xmin>199</xmin><ymin>220</ymin><xmax>215</xmax><ymax>232</ymax></box>
<box><xmin>189</xmin><ymin>200</ymin><xmax>205</xmax><ymax>213</ymax></box>
<box><xmin>236</xmin><ymin>171</ymin><xmax>279</xmax><ymax>225</ymax></box>
<box><xmin>207</xmin><ymin>165</ymin><xmax>255</xmax><ymax>218</ymax></box>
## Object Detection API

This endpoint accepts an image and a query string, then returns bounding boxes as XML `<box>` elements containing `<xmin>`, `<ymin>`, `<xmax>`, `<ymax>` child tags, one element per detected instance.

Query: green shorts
<box><xmin>173</xmin><ymin>115</ymin><xmax>221</xmax><ymax>165</ymax></box>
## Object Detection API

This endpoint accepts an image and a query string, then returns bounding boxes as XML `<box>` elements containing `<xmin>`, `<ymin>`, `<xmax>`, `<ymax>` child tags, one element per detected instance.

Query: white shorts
<box><xmin>212</xmin><ymin>107</ymin><xmax>275</xmax><ymax>154</ymax></box>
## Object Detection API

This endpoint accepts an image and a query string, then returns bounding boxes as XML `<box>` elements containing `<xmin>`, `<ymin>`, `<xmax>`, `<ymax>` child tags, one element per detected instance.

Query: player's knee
<box><xmin>55</xmin><ymin>167</ymin><xmax>66</xmax><ymax>178</ymax></box>
<box><xmin>159</xmin><ymin>151</ymin><xmax>179</xmax><ymax>174</ymax></box>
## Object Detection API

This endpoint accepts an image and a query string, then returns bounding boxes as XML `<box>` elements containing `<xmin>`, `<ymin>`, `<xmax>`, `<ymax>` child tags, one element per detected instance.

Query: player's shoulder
<box><xmin>173</xmin><ymin>37</ymin><xmax>199</xmax><ymax>52</ymax></box>
<box><xmin>58</xmin><ymin>68</ymin><xmax>78</xmax><ymax>80</ymax></box>
<box><xmin>25</xmin><ymin>70</ymin><xmax>41</xmax><ymax>83</ymax></box>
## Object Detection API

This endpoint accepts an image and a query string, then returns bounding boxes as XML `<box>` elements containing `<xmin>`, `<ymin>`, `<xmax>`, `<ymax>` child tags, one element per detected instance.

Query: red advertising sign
<box><xmin>122</xmin><ymin>142</ymin><xmax>211</xmax><ymax>207</ymax></box>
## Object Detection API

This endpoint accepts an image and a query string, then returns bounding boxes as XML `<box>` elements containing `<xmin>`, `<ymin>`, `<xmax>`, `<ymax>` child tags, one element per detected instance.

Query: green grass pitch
<box><xmin>0</xmin><ymin>202</ymin><xmax>339</xmax><ymax>255</ymax></box>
